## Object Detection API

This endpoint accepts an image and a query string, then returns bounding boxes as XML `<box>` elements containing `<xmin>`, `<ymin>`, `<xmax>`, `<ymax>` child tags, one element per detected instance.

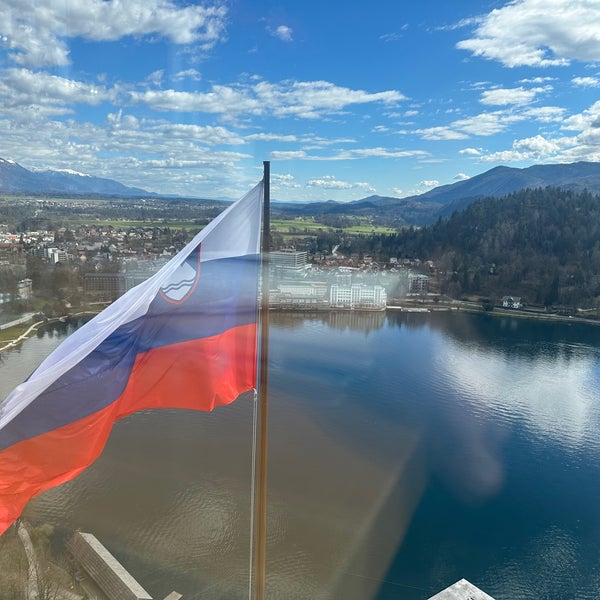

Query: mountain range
<box><xmin>276</xmin><ymin>161</ymin><xmax>600</xmax><ymax>225</ymax></box>
<box><xmin>0</xmin><ymin>158</ymin><xmax>151</xmax><ymax>197</ymax></box>
<box><xmin>2</xmin><ymin>157</ymin><xmax>600</xmax><ymax>225</ymax></box>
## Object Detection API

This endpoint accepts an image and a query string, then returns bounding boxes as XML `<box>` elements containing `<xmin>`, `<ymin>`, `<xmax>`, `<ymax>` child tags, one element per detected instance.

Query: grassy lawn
<box><xmin>0</xmin><ymin>323</ymin><xmax>34</xmax><ymax>344</ymax></box>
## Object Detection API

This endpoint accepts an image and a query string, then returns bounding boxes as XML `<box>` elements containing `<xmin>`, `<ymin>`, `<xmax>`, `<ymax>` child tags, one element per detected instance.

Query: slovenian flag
<box><xmin>0</xmin><ymin>181</ymin><xmax>263</xmax><ymax>536</ymax></box>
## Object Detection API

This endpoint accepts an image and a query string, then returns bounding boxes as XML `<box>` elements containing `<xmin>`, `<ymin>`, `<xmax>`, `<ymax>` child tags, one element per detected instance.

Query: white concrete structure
<box><xmin>428</xmin><ymin>579</ymin><xmax>495</xmax><ymax>600</ymax></box>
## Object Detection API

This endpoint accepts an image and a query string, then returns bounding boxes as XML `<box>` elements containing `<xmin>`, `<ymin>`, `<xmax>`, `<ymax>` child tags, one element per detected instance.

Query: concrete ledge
<box><xmin>69</xmin><ymin>532</ymin><xmax>152</xmax><ymax>600</ymax></box>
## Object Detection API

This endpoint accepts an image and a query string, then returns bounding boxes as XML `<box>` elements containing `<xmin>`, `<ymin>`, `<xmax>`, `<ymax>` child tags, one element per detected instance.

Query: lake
<box><xmin>1</xmin><ymin>311</ymin><xmax>600</xmax><ymax>599</ymax></box>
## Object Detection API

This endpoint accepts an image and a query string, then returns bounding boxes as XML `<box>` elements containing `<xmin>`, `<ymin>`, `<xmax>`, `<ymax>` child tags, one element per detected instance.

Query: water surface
<box><xmin>2</xmin><ymin>312</ymin><xmax>600</xmax><ymax>599</ymax></box>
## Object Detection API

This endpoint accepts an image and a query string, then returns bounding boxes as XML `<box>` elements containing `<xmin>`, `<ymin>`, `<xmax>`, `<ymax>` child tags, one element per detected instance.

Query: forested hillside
<box><xmin>341</xmin><ymin>187</ymin><xmax>600</xmax><ymax>307</ymax></box>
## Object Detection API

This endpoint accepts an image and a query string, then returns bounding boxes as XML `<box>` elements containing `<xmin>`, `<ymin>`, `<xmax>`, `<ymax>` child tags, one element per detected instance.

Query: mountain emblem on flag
<box><xmin>159</xmin><ymin>246</ymin><xmax>201</xmax><ymax>304</ymax></box>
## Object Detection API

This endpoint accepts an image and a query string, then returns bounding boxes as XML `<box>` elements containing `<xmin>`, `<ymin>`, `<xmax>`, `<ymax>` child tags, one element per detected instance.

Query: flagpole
<box><xmin>254</xmin><ymin>160</ymin><xmax>270</xmax><ymax>600</ymax></box>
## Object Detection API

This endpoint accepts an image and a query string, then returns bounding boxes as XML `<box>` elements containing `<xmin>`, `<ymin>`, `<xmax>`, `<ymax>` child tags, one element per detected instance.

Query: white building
<box><xmin>501</xmin><ymin>296</ymin><xmax>522</xmax><ymax>309</ymax></box>
<box><xmin>329</xmin><ymin>284</ymin><xmax>387</xmax><ymax>310</ymax></box>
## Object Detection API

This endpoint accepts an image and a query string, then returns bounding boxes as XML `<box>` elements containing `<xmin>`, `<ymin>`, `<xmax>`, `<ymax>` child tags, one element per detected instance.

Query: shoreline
<box><xmin>1</xmin><ymin>300</ymin><xmax>598</xmax><ymax>357</ymax></box>
<box><xmin>0</xmin><ymin>311</ymin><xmax>98</xmax><ymax>355</ymax></box>
<box><xmin>386</xmin><ymin>300</ymin><xmax>600</xmax><ymax>326</ymax></box>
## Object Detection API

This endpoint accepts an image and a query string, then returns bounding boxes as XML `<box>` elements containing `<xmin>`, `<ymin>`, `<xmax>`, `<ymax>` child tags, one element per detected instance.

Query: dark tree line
<box><xmin>337</xmin><ymin>187</ymin><xmax>600</xmax><ymax>307</ymax></box>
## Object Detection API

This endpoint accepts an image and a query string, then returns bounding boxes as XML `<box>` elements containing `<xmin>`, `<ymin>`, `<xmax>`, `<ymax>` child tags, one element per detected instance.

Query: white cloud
<box><xmin>480</xmin><ymin>133</ymin><xmax>570</xmax><ymax>163</ymax></box>
<box><xmin>331</xmin><ymin>147</ymin><xmax>427</xmax><ymax>160</ymax></box>
<box><xmin>396</xmin><ymin>179</ymin><xmax>442</xmax><ymax>198</ymax></box>
<box><xmin>307</xmin><ymin>176</ymin><xmax>353</xmax><ymax>190</ymax></box>
<box><xmin>460</xmin><ymin>147</ymin><xmax>481</xmax><ymax>155</ymax></box>
<box><xmin>380</xmin><ymin>26</ymin><xmax>408</xmax><ymax>42</ymax></box>
<box><xmin>270</xmin><ymin>25</ymin><xmax>293</xmax><ymax>42</ymax></box>
<box><xmin>519</xmin><ymin>76</ymin><xmax>556</xmax><ymax>84</ymax></box>
<box><xmin>416</xmin><ymin>126</ymin><xmax>469</xmax><ymax>141</ymax></box>
<box><xmin>0</xmin><ymin>114</ymin><xmax>255</xmax><ymax>196</ymax></box>
<box><xmin>246</xmin><ymin>133</ymin><xmax>298</xmax><ymax>142</ymax></box>
<box><xmin>454</xmin><ymin>173</ymin><xmax>470</xmax><ymax>181</ymax></box>
<box><xmin>270</xmin><ymin>150</ymin><xmax>309</xmax><ymax>160</ymax></box>
<box><xmin>421</xmin><ymin>180</ymin><xmax>439</xmax><ymax>188</ymax></box>
<box><xmin>0</xmin><ymin>68</ymin><xmax>114</xmax><ymax>118</ymax></box>
<box><xmin>270</xmin><ymin>147</ymin><xmax>427</xmax><ymax>162</ymax></box>
<box><xmin>523</xmin><ymin>106</ymin><xmax>566</xmax><ymax>122</ymax></box>
<box><xmin>513</xmin><ymin>134</ymin><xmax>562</xmax><ymax>155</ymax></box>
<box><xmin>480</xmin><ymin>150</ymin><xmax>529</xmax><ymax>163</ymax></box>
<box><xmin>417</xmin><ymin>111</ymin><xmax>521</xmax><ymax>140</ymax></box>
<box><xmin>173</xmin><ymin>69</ymin><xmax>202</xmax><ymax>82</ymax></box>
<box><xmin>306</xmin><ymin>175</ymin><xmax>374</xmax><ymax>192</ymax></box>
<box><xmin>272</xmin><ymin>173</ymin><xmax>301</xmax><ymax>189</ymax></box>
<box><xmin>0</xmin><ymin>0</ymin><xmax>228</xmax><ymax>67</ymax></box>
<box><xmin>480</xmin><ymin>86</ymin><xmax>549</xmax><ymax>106</ymax></box>
<box><xmin>130</xmin><ymin>79</ymin><xmax>405</xmax><ymax>119</ymax></box>
<box><xmin>457</xmin><ymin>0</ymin><xmax>600</xmax><ymax>67</ymax></box>
<box><xmin>146</xmin><ymin>70</ymin><xmax>165</xmax><ymax>87</ymax></box>
<box><xmin>561</xmin><ymin>99</ymin><xmax>600</xmax><ymax>131</ymax></box>
<box><xmin>572</xmin><ymin>76</ymin><xmax>600</xmax><ymax>87</ymax></box>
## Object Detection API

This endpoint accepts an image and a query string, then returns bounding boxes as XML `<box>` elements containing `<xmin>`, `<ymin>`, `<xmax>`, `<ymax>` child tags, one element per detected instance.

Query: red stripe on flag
<box><xmin>0</xmin><ymin>323</ymin><xmax>257</xmax><ymax>535</ymax></box>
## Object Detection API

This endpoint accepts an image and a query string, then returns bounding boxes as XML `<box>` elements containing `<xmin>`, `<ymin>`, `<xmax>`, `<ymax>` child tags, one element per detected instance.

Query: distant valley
<box><xmin>3</xmin><ymin>157</ymin><xmax>600</xmax><ymax>228</ymax></box>
<box><xmin>275</xmin><ymin>161</ymin><xmax>600</xmax><ymax>226</ymax></box>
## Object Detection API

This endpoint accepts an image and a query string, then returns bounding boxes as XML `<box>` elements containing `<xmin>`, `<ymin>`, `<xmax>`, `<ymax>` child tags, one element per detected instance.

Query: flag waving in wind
<box><xmin>0</xmin><ymin>181</ymin><xmax>263</xmax><ymax>536</ymax></box>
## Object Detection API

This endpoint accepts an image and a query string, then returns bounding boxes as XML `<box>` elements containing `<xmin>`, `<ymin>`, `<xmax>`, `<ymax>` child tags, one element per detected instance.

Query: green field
<box><xmin>271</xmin><ymin>217</ymin><xmax>396</xmax><ymax>235</ymax></box>
<box><xmin>64</xmin><ymin>218</ymin><xmax>201</xmax><ymax>230</ymax></box>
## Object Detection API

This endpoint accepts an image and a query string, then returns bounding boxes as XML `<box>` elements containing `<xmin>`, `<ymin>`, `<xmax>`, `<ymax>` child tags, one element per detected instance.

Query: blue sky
<box><xmin>1</xmin><ymin>0</ymin><xmax>600</xmax><ymax>201</ymax></box>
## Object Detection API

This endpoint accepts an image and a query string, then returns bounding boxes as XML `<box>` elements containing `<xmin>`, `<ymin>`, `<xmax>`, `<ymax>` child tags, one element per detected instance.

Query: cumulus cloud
<box><xmin>331</xmin><ymin>147</ymin><xmax>427</xmax><ymax>160</ymax></box>
<box><xmin>307</xmin><ymin>177</ymin><xmax>352</xmax><ymax>189</ymax></box>
<box><xmin>416</xmin><ymin>126</ymin><xmax>469</xmax><ymax>141</ymax></box>
<box><xmin>0</xmin><ymin>0</ymin><xmax>228</xmax><ymax>67</ymax></box>
<box><xmin>395</xmin><ymin>179</ymin><xmax>441</xmax><ymax>198</ymax></box>
<box><xmin>272</xmin><ymin>173</ymin><xmax>301</xmax><ymax>190</ymax></box>
<box><xmin>130</xmin><ymin>79</ymin><xmax>405</xmax><ymax>119</ymax></box>
<box><xmin>0</xmin><ymin>68</ymin><xmax>114</xmax><ymax>116</ymax></box>
<box><xmin>561</xmin><ymin>99</ymin><xmax>600</xmax><ymax>131</ymax></box>
<box><xmin>513</xmin><ymin>134</ymin><xmax>562</xmax><ymax>154</ymax></box>
<box><xmin>270</xmin><ymin>150</ymin><xmax>309</xmax><ymax>160</ymax></box>
<box><xmin>480</xmin><ymin>86</ymin><xmax>550</xmax><ymax>106</ymax></box>
<box><xmin>480</xmin><ymin>134</ymin><xmax>570</xmax><ymax>163</ymax></box>
<box><xmin>523</xmin><ymin>106</ymin><xmax>566</xmax><ymax>122</ymax></box>
<box><xmin>246</xmin><ymin>133</ymin><xmax>298</xmax><ymax>142</ymax></box>
<box><xmin>417</xmin><ymin>111</ymin><xmax>522</xmax><ymax>140</ymax></box>
<box><xmin>0</xmin><ymin>112</ymin><xmax>256</xmax><ymax>196</ymax></box>
<box><xmin>460</xmin><ymin>147</ymin><xmax>481</xmax><ymax>155</ymax></box>
<box><xmin>173</xmin><ymin>69</ymin><xmax>202</xmax><ymax>82</ymax></box>
<box><xmin>572</xmin><ymin>76</ymin><xmax>600</xmax><ymax>87</ymax></box>
<box><xmin>269</xmin><ymin>147</ymin><xmax>426</xmax><ymax>162</ymax></box>
<box><xmin>480</xmin><ymin>150</ymin><xmax>529</xmax><ymax>163</ymax></box>
<box><xmin>454</xmin><ymin>173</ymin><xmax>470</xmax><ymax>181</ymax></box>
<box><xmin>421</xmin><ymin>179</ymin><xmax>439</xmax><ymax>188</ymax></box>
<box><xmin>146</xmin><ymin>70</ymin><xmax>165</xmax><ymax>87</ymax></box>
<box><xmin>270</xmin><ymin>25</ymin><xmax>293</xmax><ymax>42</ymax></box>
<box><xmin>306</xmin><ymin>175</ymin><xmax>375</xmax><ymax>192</ymax></box>
<box><xmin>457</xmin><ymin>0</ymin><xmax>600</xmax><ymax>67</ymax></box>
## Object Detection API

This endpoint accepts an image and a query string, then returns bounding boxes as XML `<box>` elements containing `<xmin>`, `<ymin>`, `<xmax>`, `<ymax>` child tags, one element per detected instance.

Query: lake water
<box><xmin>1</xmin><ymin>311</ymin><xmax>600</xmax><ymax>599</ymax></box>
